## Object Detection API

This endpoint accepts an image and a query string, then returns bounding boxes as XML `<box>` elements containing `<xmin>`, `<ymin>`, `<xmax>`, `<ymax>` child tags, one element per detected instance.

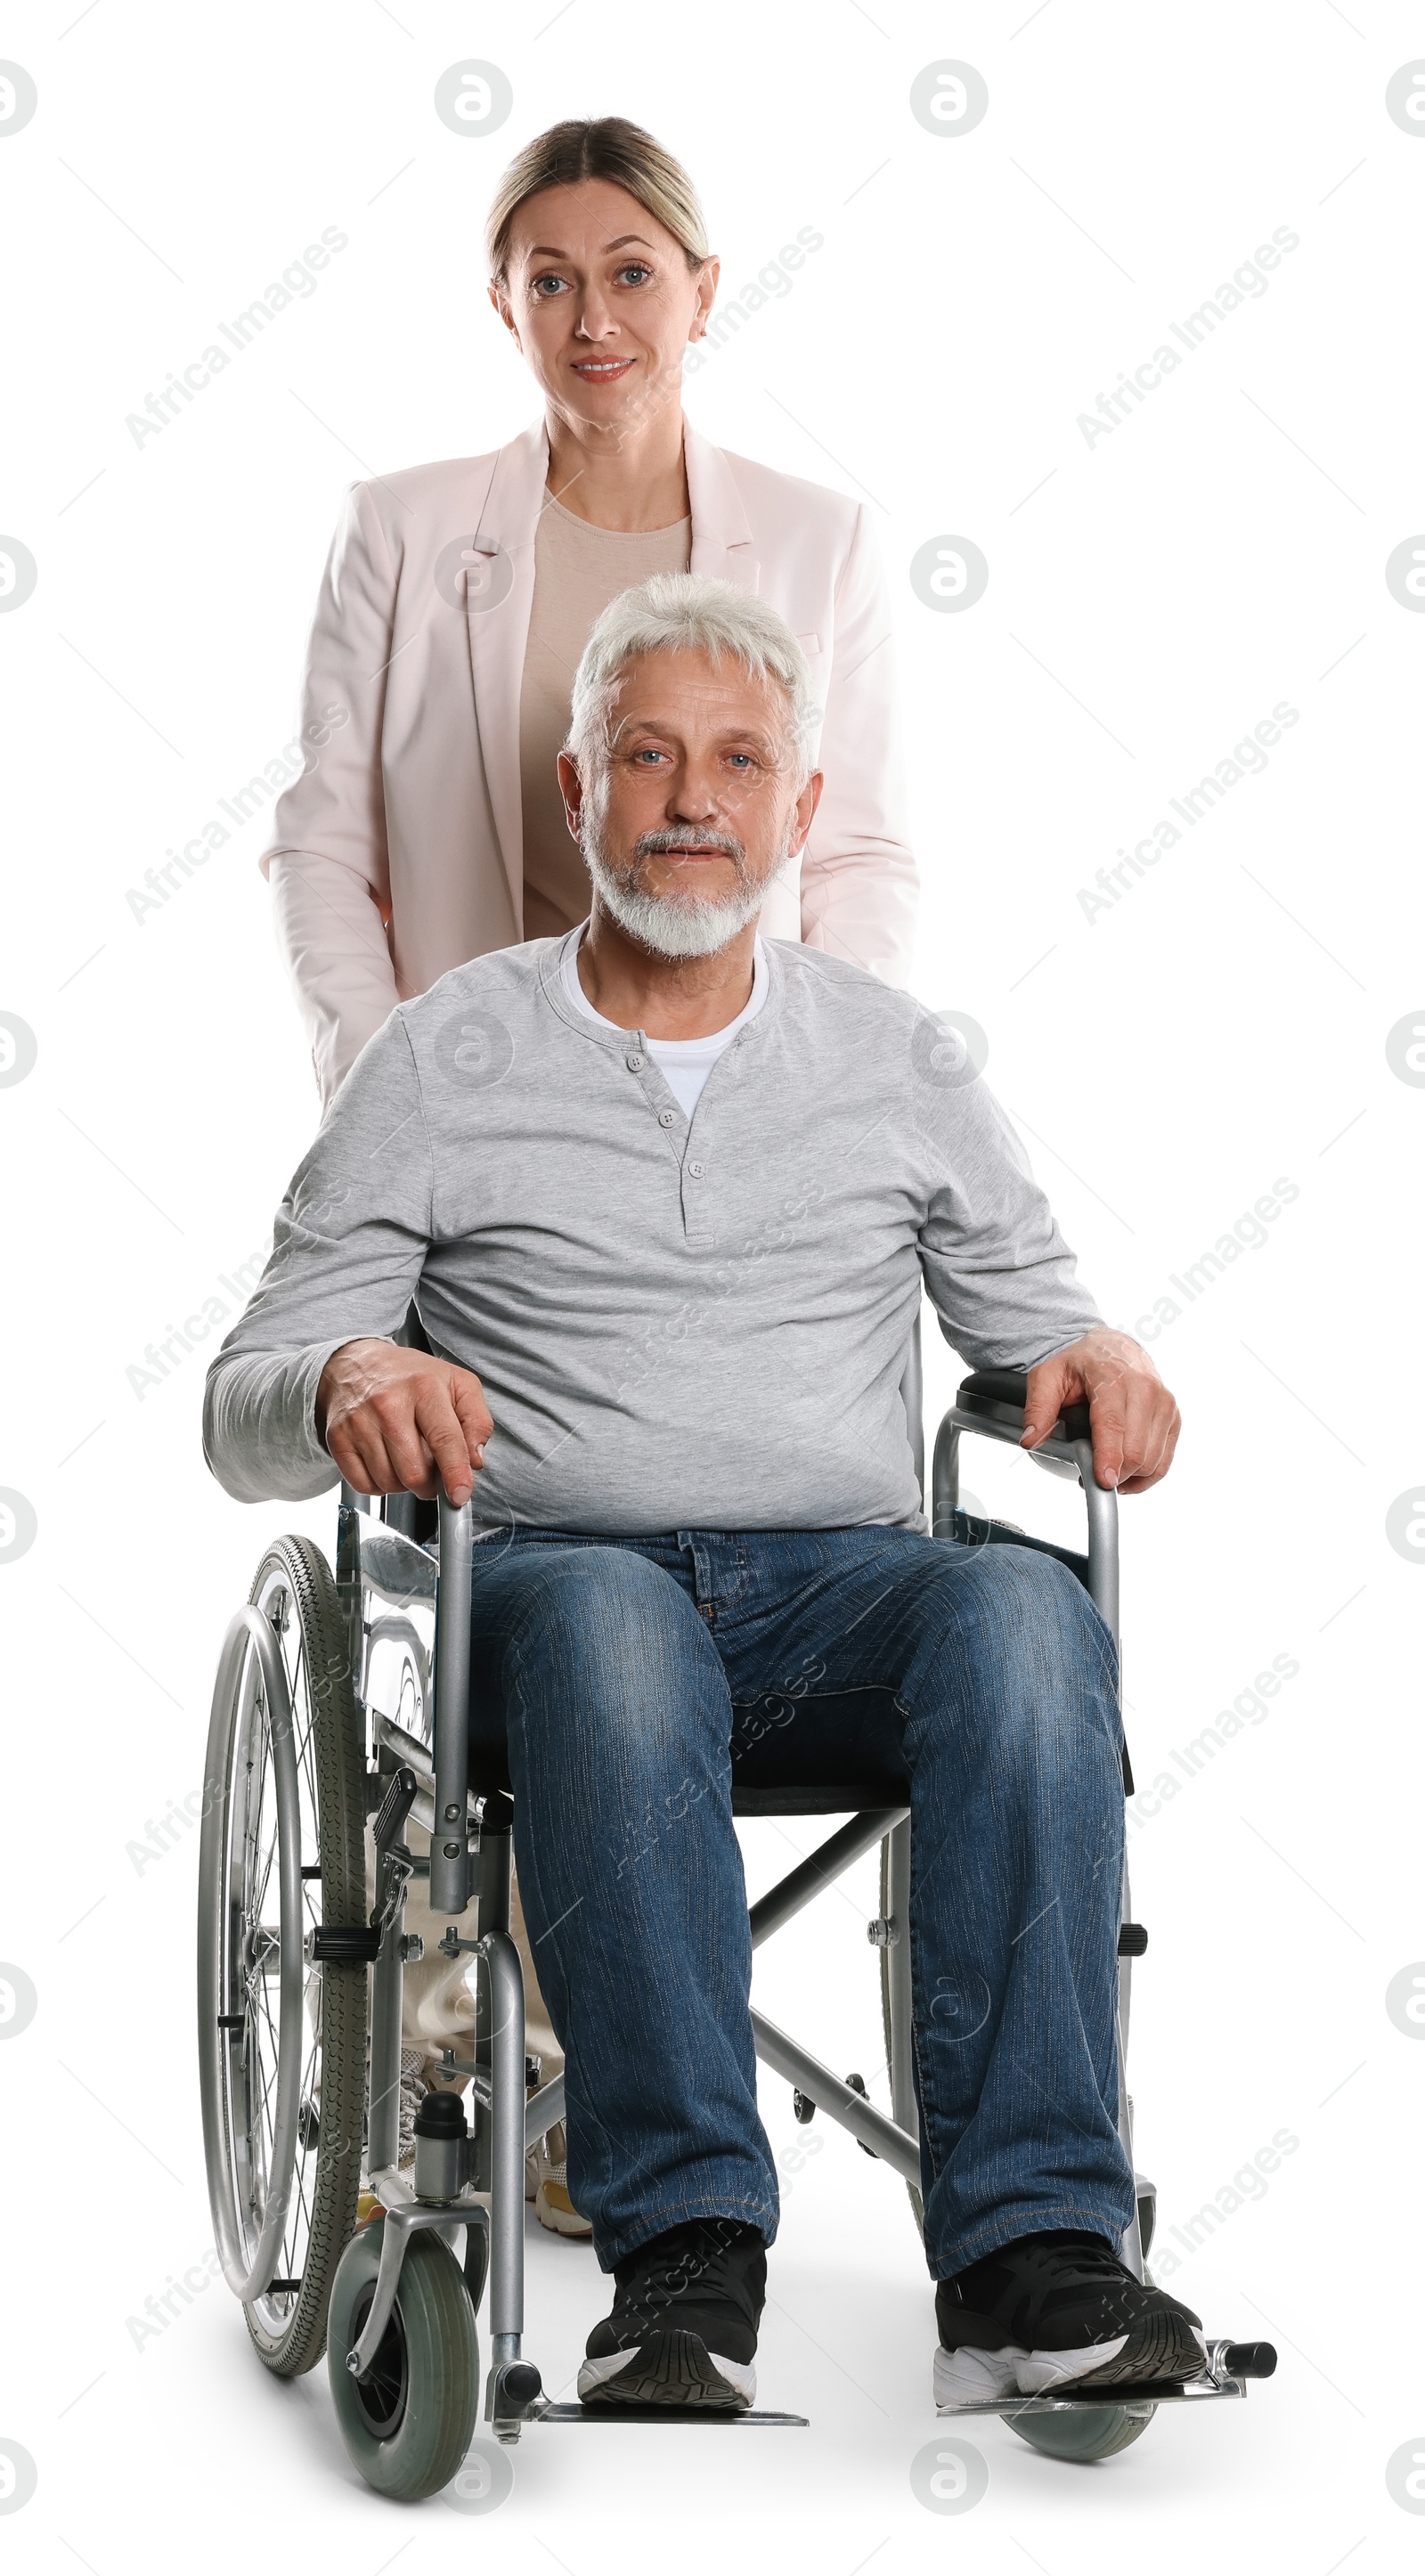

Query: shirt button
<box><xmin>625</xmin><ymin>1052</ymin><xmax>645</xmax><ymax>1072</ymax></box>
<box><xmin>658</xmin><ymin>1108</ymin><xmax>676</xmax><ymax>1128</ymax></box>
<box><xmin>688</xmin><ymin>1160</ymin><xmax>705</xmax><ymax>1178</ymax></box>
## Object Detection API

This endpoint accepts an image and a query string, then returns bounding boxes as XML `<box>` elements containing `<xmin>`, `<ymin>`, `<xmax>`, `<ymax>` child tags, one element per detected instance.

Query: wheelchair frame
<box><xmin>201</xmin><ymin>1344</ymin><xmax>1274</xmax><ymax>2481</ymax></box>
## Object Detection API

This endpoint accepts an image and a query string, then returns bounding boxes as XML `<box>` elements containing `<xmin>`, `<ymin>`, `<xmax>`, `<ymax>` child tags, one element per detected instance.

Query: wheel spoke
<box><xmin>252</xmin><ymin>2029</ymin><xmax>276</xmax><ymax>2149</ymax></box>
<box><xmin>280</xmin><ymin>2024</ymin><xmax>325</xmax><ymax>2285</ymax></box>
<box><xmin>256</xmin><ymin>1973</ymin><xmax>281</xmax><ymax>2073</ymax></box>
<box><xmin>249</xmin><ymin>1772</ymin><xmax>279</xmax><ymax>1920</ymax></box>
<box><xmin>283</xmin><ymin>2143</ymin><xmax>317</xmax><ymax>2287</ymax></box>
<box><xmin>254</xmin><ymin>1689</ymin><xmax>273</xmax><ymax>1775</ymax></box>
<box><xmin>253</xmin><ymin>2005</ymin><xmax>281</xmax><ymax>2178</ymax></box>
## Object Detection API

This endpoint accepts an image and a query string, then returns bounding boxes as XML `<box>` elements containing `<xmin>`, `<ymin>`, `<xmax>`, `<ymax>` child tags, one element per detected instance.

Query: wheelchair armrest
<box><xmin>954</xmin><ymin>1368</ymin><xmax>1090</xmax><ymax>1447</ymax></box>
<box><xmin>939</xmin><ymin>1372</ymin><xmax>1118</xmax><ymax>1650</ymax></box>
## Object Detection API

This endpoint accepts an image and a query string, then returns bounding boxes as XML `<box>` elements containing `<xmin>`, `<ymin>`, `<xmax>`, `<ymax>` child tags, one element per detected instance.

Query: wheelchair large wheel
<box><xmin>198</xmin><ymin>1536</ymin><xmax>369</xmax><ymax>2376</ymax></box>
<box><xmin>1006</xmin><ymin>2401</ymin><xmax>1155</xmax><ymax>2460</ymax></box>
<box><xmin>327</xmin><ymin>2218</ymin><xmax>480</xmax><ymax>2500</ymax></box>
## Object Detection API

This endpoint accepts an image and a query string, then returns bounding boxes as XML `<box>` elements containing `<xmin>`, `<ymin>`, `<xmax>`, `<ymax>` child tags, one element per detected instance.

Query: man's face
<box><xmin>558</xmin><ymin>648</ymin><xmax>822</xmax><ymax>959</ymax></box>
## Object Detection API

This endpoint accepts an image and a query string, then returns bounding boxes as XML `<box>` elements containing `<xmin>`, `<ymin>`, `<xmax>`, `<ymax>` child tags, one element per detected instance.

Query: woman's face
<box><xmin>493</xmin><ymin>177</ymin><xmax>718</xmax><ymax>436</ymax></box>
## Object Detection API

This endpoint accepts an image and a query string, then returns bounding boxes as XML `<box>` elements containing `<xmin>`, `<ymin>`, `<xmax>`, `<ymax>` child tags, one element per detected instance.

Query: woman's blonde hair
<box><xmin>485</xmin><ymin>117</ymin><xmax>708</xmax><ymax>286</ymax></box>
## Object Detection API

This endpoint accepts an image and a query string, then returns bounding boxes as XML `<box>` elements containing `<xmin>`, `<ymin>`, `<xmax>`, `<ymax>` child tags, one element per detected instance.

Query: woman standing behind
<box><xmin>263</xmin><ymin>117</ymin><xmax>917</xmax><ymax>1107</ymax></box>
<box><xmin>258</xmin><ymin>118</ymin><xmax>919</xmax><ymax>2232</ymax></box>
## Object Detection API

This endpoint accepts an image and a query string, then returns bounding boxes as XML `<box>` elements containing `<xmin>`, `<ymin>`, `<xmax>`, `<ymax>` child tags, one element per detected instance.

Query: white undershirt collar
<box><xmin>562</xmin><ymin>927</ymin><xmax>769</xmax><ymax>1117</ymax></box>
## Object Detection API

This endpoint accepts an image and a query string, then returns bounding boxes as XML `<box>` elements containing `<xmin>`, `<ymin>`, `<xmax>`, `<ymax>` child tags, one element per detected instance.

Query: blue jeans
<box><xmin>466</xmin><ymin>1525</ymin><xmax>1134</xmax><ymax>2275</ymax></box>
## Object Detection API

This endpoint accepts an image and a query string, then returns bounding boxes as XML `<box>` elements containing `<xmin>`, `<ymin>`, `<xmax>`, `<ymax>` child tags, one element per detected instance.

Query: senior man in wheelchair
<box><xmin>205</xmin><ymin>571</ymin><xmax>1198</xmax><ymax>2417</ymax></box>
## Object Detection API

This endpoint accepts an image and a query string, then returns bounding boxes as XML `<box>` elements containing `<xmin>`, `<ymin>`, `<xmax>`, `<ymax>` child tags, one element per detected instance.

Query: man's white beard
<box><xmin>580</xmin><ymin>804</ymin><xmax>792</xmax><ymax>961</ymax></box>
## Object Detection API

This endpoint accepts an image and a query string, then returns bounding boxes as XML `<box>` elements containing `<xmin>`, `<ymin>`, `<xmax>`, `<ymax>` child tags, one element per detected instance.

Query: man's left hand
<box><xmin>1022</xmin><ymin>1328</ymin><xmax>1180</xmax><ymax>1495</ymax></box>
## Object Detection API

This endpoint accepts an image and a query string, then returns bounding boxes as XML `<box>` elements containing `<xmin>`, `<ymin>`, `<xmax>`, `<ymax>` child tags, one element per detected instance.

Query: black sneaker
<box><xmin>933</xmin><ymin>2230</ymin><xmax>1206</xmax><ymax>2406</ymax></box>
<box><xmin>577</xmin><ymin>2220</ymin><xmax>765</xmax><ymax>2410</ymax></box>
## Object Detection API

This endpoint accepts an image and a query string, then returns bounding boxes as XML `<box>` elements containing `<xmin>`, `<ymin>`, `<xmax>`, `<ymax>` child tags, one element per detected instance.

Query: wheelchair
<box><xmin>197</xmin><ymin>1343</ymin><xmax>1275</xmax><ymax>2499</ymax></box>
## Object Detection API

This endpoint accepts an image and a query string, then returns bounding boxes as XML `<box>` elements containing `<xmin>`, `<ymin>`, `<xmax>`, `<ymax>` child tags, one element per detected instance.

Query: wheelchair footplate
<box><xmin>937</xmin><ymin>2338</ymin><xmax>1276</xmax><ymax>2416</ymax></box>
<box><xmin>533</xmin><ymin>2404</ymin><xmax>809</xmax><ymax>2427</ymax></box>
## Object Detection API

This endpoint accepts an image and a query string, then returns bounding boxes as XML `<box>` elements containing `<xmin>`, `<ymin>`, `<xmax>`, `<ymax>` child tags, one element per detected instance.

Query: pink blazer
<box><xmin>263</xmin><ymin>418</ymin><xmax>918</xmax><ymax>1103</ymax></box>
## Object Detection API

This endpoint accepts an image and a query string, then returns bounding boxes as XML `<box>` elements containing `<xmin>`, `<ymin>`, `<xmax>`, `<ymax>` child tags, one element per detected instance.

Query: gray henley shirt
<box><xmin>203</xmin><ymin>932</ymin><xmax>1102</xmax><ymax>1533</ymax></box>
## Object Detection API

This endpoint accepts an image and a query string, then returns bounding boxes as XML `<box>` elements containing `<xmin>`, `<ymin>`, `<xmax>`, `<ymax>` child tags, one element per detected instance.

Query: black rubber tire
<box><xmin>1006</xmin><ymin>2401</ymin><xmax>1156</xmax><ymax>2460</ymax></box>
<box><xmin>240</xmin><ymin>1537</ymin><xmax>368</xmax><ymax>2376</ymax></box>
<box><xmin>878</xmin><ymin>1838</ymin><xmax>924</xmax><ymax>2237</ymax></box>
<box><xmin>327</xmin><ymin>2218</ymin><xmax>481</xmax><ymax>2500</ymax></box>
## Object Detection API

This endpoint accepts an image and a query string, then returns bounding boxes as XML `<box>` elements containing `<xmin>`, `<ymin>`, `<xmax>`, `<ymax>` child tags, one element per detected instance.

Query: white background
<box><xmin>2</xmin><ymin>1</ymin><xmax>1421</xmax><ymax>2566</ymax></box>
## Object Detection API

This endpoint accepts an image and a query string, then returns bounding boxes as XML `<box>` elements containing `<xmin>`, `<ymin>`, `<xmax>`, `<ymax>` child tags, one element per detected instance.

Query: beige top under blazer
<box><xmin>517</xmin><ymin>493</ymin><xmax>691</xmax><ymax>940</ymax></box>
<box><xmin>263</xmin><ymin>417</ymin><xmax>918</xmax><ymax>1105</ymax></box>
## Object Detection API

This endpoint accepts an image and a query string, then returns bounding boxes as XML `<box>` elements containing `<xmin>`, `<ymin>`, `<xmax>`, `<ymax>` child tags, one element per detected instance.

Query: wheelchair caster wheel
<box><xmin>327</xmin><ymin>2218</ymin><xmax>481</xmax><ymax>2499</ymax></box>
<box><xmin>792</xmin><ymin>2091</ymin><xmax>815</xmax><ymax>2125</ymax></box>
<box><xmin>1006</xmin><ymin>2402</ymin><xmax>1155</xmax><ymax>2461</ymax></box>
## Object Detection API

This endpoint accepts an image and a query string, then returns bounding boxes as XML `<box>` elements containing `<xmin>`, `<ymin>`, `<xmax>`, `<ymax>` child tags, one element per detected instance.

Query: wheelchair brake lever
<box><xmin>366</xmin><ymin>1769</ymin><xmax>420</xmax><ymax>1935</ymax></box>
<box><xmin>370</xmin><ymin>1845</ymin><xmax>415</xmax><ymax>1936</ymax></box>
<box><xmin>372</xmin><ymin>1765</ymin><xmax>418</xmax><ymax>1855</ymax></box>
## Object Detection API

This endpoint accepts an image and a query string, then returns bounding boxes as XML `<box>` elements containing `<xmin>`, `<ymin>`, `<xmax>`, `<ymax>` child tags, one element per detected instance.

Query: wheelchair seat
<box><xmin>469</xmin><ymin>1666</ymin><xmax>913</xmax><ymax>1815</ymax></box>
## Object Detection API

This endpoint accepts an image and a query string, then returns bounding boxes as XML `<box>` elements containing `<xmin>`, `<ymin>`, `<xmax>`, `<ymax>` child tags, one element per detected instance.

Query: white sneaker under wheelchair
<box><xmin>196</xmin><ymin>1349</ymin><xmax>1274</xmax><ymax>2499</ymax></box>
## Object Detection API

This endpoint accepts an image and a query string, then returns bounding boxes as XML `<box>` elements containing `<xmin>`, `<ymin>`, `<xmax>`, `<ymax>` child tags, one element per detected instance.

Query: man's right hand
<box><xmin>316</xmin><ymin>1339</ymin><xmax>493</xmax><ymax>1506</ymax></box>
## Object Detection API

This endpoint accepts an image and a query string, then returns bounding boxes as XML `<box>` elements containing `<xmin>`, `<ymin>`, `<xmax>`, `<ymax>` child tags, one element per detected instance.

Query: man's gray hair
<box><xmin>566</xmin><ymin>572</ymin><xmax>820</xmax><ymax>784</ymax></box>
